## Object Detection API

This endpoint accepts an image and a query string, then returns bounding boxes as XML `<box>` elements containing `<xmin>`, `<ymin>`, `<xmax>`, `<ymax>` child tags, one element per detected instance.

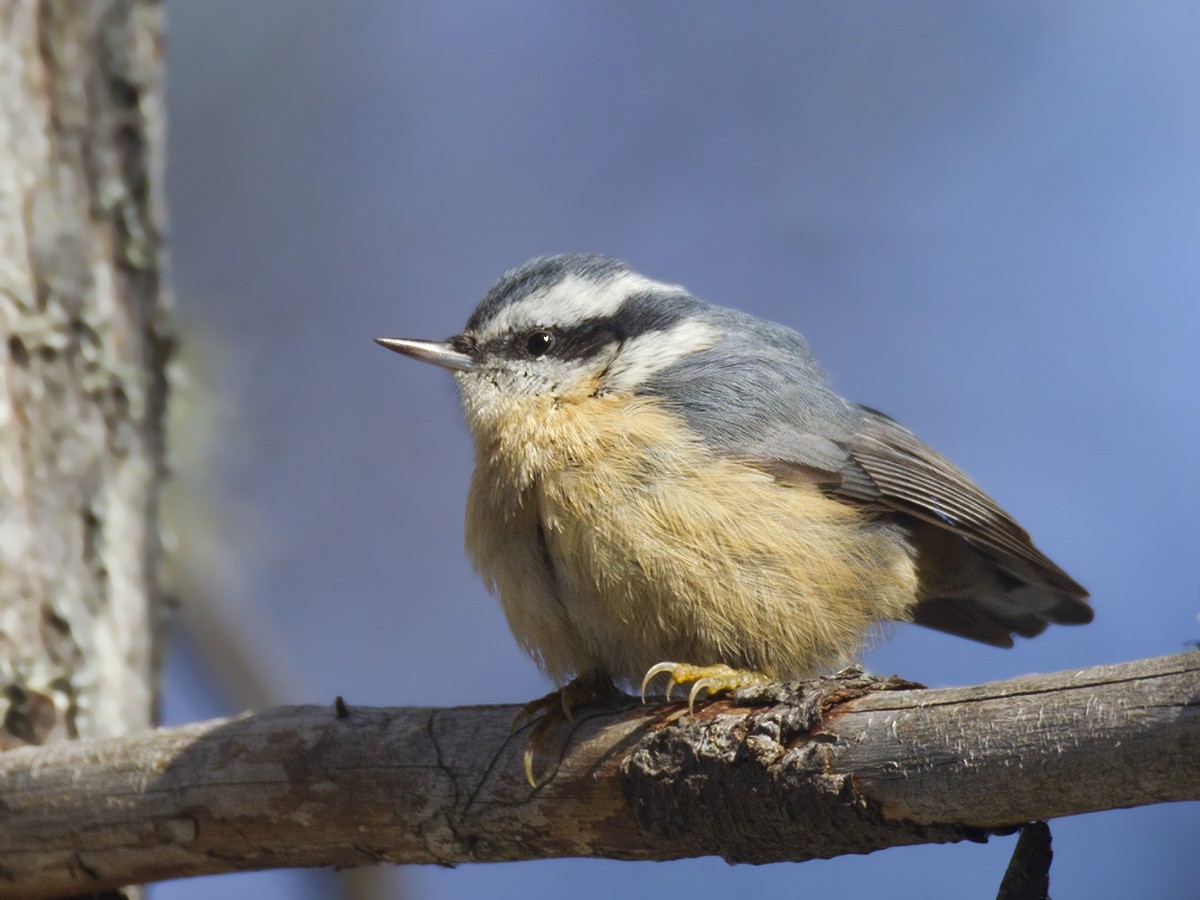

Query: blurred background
<box><xmin>157</xmin><ymin>2</ymin><xmax>1199</xmax><ymax>898</ymax></box>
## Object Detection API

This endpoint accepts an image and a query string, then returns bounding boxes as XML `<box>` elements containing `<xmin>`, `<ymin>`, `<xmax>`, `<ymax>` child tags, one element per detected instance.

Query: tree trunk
<box><xmin>0</xmin><ymin>0</ymin><xmax>169</xmax><ymax>746</ymax></box>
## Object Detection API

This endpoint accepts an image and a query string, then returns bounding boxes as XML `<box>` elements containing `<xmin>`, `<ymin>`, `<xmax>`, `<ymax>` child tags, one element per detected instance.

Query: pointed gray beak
<box><xmin>375</xmin><ymin>337</ymin><xmax>475</xmax><ymax>371</ymax></box>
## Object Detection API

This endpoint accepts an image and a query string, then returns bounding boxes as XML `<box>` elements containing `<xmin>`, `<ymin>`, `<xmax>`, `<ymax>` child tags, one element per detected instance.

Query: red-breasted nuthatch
<box><xmin>378</xmin><ymin>254</ymin><xmax>1091</xmax><ymax>708</ymax></box>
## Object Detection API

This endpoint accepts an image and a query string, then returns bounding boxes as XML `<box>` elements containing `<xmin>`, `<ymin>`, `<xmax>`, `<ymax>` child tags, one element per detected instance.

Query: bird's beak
<box><xmin>375</xmin><ymin>337</ymin><xmax>475</xmax><ymax>371</ymax></box>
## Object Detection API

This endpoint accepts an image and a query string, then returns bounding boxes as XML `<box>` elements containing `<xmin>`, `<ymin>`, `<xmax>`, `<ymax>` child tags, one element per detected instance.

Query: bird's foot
<box><xmin>511</xmin><ymin>674</ymin><xmax>621</xmax><ymax>787</ymax></box>
<box><xmin>640</xmin><ymin>662</ymin><xmax>768</xmax><ymax>714</ymax></box>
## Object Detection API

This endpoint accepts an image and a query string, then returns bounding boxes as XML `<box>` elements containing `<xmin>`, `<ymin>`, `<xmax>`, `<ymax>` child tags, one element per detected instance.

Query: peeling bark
<box><xmin>0</xmin><ymin>654</ymin><xmax>1195</xmax><ymax>897</ymax></box>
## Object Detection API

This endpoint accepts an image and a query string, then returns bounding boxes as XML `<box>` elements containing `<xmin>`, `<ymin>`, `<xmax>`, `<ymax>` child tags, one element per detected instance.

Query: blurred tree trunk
<box><xmin>0</xmin><ymin>0</ymin><xmax>170</xmax><ymax>760</ymax></box>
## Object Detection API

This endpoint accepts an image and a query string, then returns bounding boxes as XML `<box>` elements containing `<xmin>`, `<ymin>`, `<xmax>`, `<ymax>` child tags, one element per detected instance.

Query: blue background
<box><xmin>157</xmin><ymin>3</ymin><xmax>1199</xmax><ymax>898</ymax></box>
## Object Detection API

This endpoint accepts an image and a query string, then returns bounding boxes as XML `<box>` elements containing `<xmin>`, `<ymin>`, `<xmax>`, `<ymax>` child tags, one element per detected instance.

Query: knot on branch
<box><xmin>621</xmin><ymin>667</ymin><xmax>987</xmax><ymax>863</ymax></box>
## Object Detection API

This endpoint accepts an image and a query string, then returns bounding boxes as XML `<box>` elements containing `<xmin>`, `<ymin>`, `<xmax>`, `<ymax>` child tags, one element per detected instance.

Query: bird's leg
<box><xmin>511</xmin><ymin>672</ymin><xmax>622</xmax><ymax>786</ymax></box>
<box><xmin>640</xmin><ymin>662</ymin><xmax>768</xmax><ymax>713</ymax></box>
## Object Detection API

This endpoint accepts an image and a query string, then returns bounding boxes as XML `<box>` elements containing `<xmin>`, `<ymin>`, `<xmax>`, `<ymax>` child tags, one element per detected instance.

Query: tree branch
<box><xmin>1</xmin><ymin>653</ymin><xmax>1196</xmax><ymax>897</ymax></box>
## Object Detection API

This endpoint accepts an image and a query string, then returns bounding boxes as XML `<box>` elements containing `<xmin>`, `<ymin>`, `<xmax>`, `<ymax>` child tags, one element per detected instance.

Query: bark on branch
<box><xmin>1</xmin><ymin>652</ymin><xmax>1197</xmax><ymax>897</ymax></box>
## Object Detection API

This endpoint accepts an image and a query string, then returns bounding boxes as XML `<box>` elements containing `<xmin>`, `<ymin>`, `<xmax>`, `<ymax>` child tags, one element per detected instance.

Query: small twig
<box><xmin>996</xmin><ymin>822</ymin><xmax>1053</xmax><ymax>900</ymax></box>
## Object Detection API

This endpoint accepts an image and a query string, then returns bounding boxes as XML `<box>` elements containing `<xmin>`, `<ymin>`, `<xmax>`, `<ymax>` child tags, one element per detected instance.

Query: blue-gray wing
<box><xmin>641</xmin><ymin>311</ymin><xmax>1091</xmax><ymax>646</ymax></box>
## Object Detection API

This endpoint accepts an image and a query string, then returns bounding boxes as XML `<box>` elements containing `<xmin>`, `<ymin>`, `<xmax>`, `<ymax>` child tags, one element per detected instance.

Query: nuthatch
<box><xmin>378</xmin><ymin>253</ymin><xmax>1091</xmax><ymax>708</ymax></box>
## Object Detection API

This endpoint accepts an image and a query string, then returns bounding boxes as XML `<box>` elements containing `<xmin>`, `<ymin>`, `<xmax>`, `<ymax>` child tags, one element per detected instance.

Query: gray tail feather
<box><xmin>912</xmin><ymin>539</ymin><xmax>1092</xmax><ymax>648</ymax></box>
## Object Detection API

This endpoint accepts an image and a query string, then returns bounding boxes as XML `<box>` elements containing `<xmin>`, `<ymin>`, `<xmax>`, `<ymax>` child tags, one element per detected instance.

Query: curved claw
<box><xmin>524</xmin><ymin>713</ymin><xmax>559</xmax><ymax>787</ymax></box>
<box><xmin>641</xmin><ymin>662</ymin><xmax>769</xmax><ymax>715</ymax></box>
<box><xmin>516</xmin><ymin>675</ymin><xmax>620</xmax><ymax>786</ymax></box>
<box><xmin>522</xmin><ymin>700</ymin><xmax>565</xmax><ymax>787</ymax></box>
<box><xmin>688</xmin><ymin>677</ymin><xmax>717</xmax><ymax>715</ymax></box>
<box><xmin>523</xmin><ymin>740</ymin><xmax>537</xmax><ymax>787</ymax></box>
<box><xmin>640</xmin><ymin>661</ymin><xmax>680</xmax><ymax>703</ymax></box>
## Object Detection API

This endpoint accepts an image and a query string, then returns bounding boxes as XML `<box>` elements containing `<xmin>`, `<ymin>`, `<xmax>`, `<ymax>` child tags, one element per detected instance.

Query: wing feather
<box><xmin>843</xmin><ymin>407</ymin><xmax>1088</xmax><ymax>601</ymax></box>
<box><xmin>639</xmin><ymin>315</ymin><xmax>1092</xmax><ymax>644</ymax></box>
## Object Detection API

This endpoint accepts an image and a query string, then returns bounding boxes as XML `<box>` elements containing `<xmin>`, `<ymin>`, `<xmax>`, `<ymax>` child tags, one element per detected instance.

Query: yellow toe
<box><xmin>640</xmin><ymin>662</ymin><xmax>767</xmax><ymax>713</ymax></box>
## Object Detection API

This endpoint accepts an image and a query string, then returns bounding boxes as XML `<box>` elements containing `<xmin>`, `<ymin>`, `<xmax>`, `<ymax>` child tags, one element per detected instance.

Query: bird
<box><xmin>377</xmin><ymin>253</ymin><xmax>1092</xmax><ymax>716</ymax></box>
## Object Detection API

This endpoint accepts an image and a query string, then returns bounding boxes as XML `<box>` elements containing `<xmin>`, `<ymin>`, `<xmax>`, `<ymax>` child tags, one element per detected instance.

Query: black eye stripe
<box><xmin>551</xmin><ymin>320</ymin><xmax>620</xmax><ymax>360</ymax></box>
<box><xmin>479</xmin><ymin>319</ymin><xmax>617</xmax><ymax>361</ymax></box>
<box><xmin>474</xmin><ymin>291</ymin><xmax>701</xmax><ymax>363</ymax></box>
<box><xmin>546</xmin><ymin>294</ymin><xmax>693</xmax><ymax>359</ymax></box>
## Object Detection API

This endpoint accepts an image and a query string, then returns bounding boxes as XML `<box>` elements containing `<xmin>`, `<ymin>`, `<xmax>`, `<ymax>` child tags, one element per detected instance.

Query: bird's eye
<box><xmin>524</xmin><ymin>330</ymin><xmax>555</xmax><ymax>358</ymax></box>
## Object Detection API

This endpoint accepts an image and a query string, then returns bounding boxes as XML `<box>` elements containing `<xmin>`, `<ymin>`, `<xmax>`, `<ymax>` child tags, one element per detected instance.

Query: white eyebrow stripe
<box><xmin>480</xmin><ymin>271</ymin><xmax>683</xmax><ymax>339</ymax></box>
<box><xmin>602</xmin><ymin>318</ymin><xmax>721</xmax><ymax>392</ymax></box>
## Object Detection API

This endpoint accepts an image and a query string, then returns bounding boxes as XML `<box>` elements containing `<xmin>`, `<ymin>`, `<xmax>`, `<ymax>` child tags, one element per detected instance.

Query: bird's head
<box><xmin>377</xmin><ymin>253</ymin><xmax>723</xmax><ymax>430</ymax></box>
